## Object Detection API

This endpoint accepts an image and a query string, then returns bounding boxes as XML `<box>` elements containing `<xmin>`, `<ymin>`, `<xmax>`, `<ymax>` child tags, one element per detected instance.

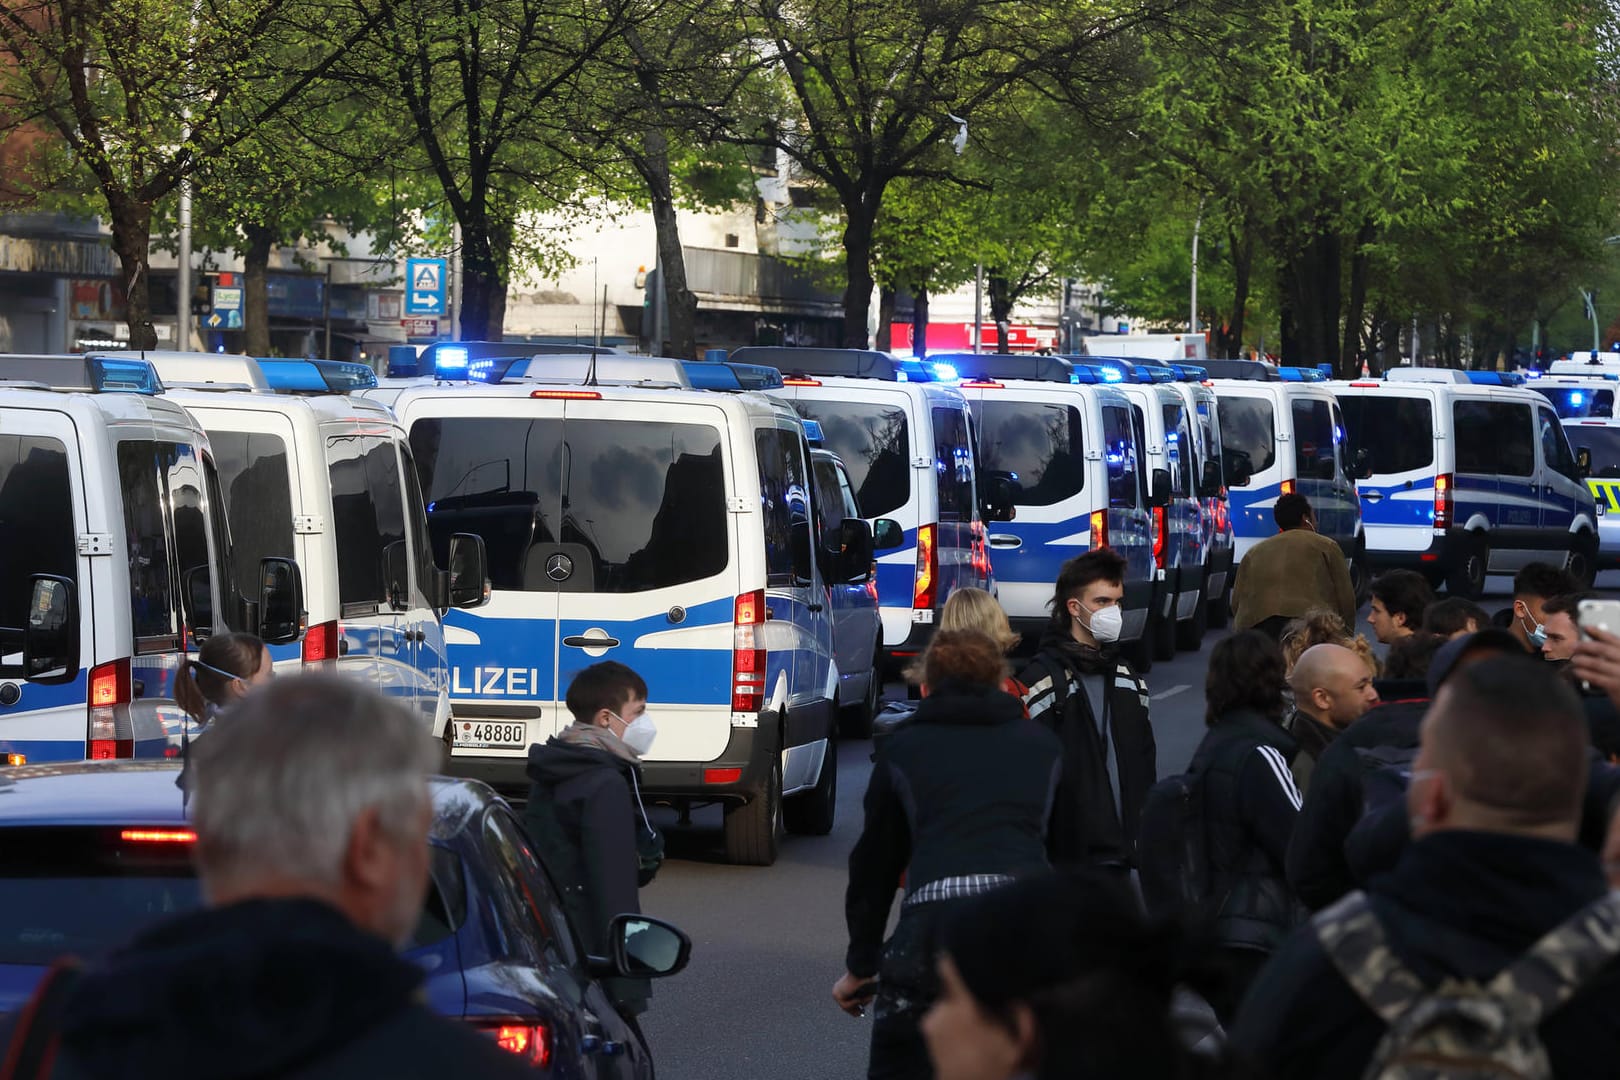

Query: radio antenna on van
<box><xmin>583</xmin><ymin>284</ymin><xmax>608</xmax><ymax>386</ymax></box>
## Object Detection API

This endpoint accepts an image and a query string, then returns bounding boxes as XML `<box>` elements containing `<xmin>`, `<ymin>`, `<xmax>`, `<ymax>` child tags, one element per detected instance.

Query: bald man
<box><xmin>1236</xmin><ymin>657</ymin><xmax>1620</xmax><ymax>1079</ymax></box>
<box><xmin>1284</xmin><ymin>644</ymin><xmax>1379</xmax><ymax>794</ymax></box>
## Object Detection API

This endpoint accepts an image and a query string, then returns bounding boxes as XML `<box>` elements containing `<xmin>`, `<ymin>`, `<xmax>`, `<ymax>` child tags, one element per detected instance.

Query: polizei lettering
<box><xmin>451</xmin><ymin>667</ymin><xmax>543</xmax><ymax>696</ymax></box>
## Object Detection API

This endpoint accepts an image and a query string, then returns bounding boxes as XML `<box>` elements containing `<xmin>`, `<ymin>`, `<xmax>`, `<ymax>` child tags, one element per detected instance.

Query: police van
<box><xmin>1073</xmin><ymin>357</ymin><xmax>1208</xmax><ymax>662</ymax></box>
<box><xmin>731</xmin><ymin>347</ymin><xmax>1010</xmax><ymax>668</ymax></box>
<box><xmin>936</xmin><ymin>353</ymin><xmax>1158</xmax><ymax>662</ymax></box>
<box><xmin>1167</xmin><ymin>363</ymin><xmax>1236</xmax><ymax>633</ymax></box>
<box><xmin>0</xmin><ymin>355</ymin><xmax>300</xmax><ymax>764</ymax></box>
<box><xmin>1205</xmin><ymin>360</ymin><xmax>1368</xmax><ymax>601</ymax></box>
<box><xmin>124</xmin><ymin>352</ymin><xmax>489</xmax><ymax>737</ymax></box>
<box><xmin>1528</xmin><ymin>373</ymin><xmax>1619</xmax><ymax>419</ymax></box>
<box><xmin>1336</xmin><ymin>368</ymin><xmax>1598</xmax><ymax>598</ymax></box>
<box><xmin>1564</xmin><ymin>416</ymin><xmax>1620</xmax><ymax>569</ymax></box>
<box><xmin>391</xmin><ymin>353</ymin><xmax>873</xmax><ymax>866</ymax></box>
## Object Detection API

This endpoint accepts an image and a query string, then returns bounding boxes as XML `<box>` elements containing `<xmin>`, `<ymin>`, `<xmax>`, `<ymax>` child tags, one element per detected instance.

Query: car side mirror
<box><xmin>23</xmin><ymin>575</ymin><xmax>77</xmax><ymax>683</ymax></box>
<box><xmin>1352</xmin><ymin>447</ymin><xmax>1374</xmax><ymax>480</ymax></box>
<box><xmin>257</xmin><ymin>557</ymin><xmax>304</xmax><ymax>645</ymax></box>
<box><xmin>872</xmin><ymin>517</ymin><xmax>905</xmax><ymax>552</ymax></box>
<box><xmin>979</xmin><ymin>472</ymin><xmax>1017</xmax><ymax>523</ymax></box>
<box><xmin>829</xmin><ymin>518</ymin><xmax>875</xmax><ymax>583</ymax></box>
<box><xmin>1200</xmin><ymin>458</ymin><xmax>1222</xmax><ymax>496</ymax></box>
<box><xmin>599</xmin><ymin>914</ymin><xmax>692</xmax><ymax>980</ymax></box>
<box><xmin>1149</xmin><ymin>468</ymin><xmax>1172</xmax><ymax>508</ymax></box>
<box><xmin>447</xmin><ymin>533</ymin><xmax>490</xmax><ymax>608</ymax></box>
<box><xmin>1224</xmin><ymin>451</ymin><xmax>1254</xmax><ymax>488</ymax></box>
<box><xmin>1578</xmin><ymin>446</ymin><xmax>1593</xmax><ymax>479</ymax></box>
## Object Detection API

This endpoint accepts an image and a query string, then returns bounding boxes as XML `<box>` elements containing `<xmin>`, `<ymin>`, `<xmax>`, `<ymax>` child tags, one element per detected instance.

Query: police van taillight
<box><xmin>732</xmin><ymin>590</ymin><xmax>767</xmax><ymax>712</ymax></box>
<box><xmin>302</xmin><ymin>621</ymin><xmax>340</xmax><ymax>665</ymax></box>
<box><xmin>1090</xmin><ymin>509</ymin><xmax>1108</xmax><ymax>551</ymax></box>
<box><xmin>913</xmin><ymin>524</ymin><xmax>938</xmax><ymax>609</ymax></box>
<box><xmin>1434</xmin><ymin>473</ymin><xmax>1454</xmax><ymax>529</ymax></box>
<box><xmin>87</xmin><ymin>658</ymin><xmax>132</xmax><ymax>760</ymax></box>
<box><xmin>1152</xmin><ymin>507</ymin><xmax>1167</xmax><ymax>570</ymax></box>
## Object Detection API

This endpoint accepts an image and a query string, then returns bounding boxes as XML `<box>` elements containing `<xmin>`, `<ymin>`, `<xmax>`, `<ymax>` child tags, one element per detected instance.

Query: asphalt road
<box><xmin>638</xmin><ymin>574</ymin><xmax>1615</xmax><ymax>1080</ymax></box>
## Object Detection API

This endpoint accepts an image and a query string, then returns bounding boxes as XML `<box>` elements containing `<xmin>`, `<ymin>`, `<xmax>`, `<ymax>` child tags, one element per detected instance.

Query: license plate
<box><xmin>454</xmin><ymin>721</ymin><xmax>529</xmax><ymax>750</ymax></box>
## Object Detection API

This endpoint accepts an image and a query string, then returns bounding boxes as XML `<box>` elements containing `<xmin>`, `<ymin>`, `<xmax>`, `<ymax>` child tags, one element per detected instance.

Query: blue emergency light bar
<box><xmin>0</xmin><ymin>354</ymin><xmax>163</xmax><ymax>395</ymax></box>
<box><xmin>1130</xmin><ymin>363</ymin><xmax>1177</xmax><ymax>384</ymax></box>
<box><xmin>256</xmin><ymin>358</ymin><xmax>378</xmax><ymax>393</ymax></box>
<box><xmin>731</xmin><ymin>346</ymin><xmax>921</xmax><ymax>382</ymax></box>
<box><xmin>1278</xmin><ymin>366</ymin><xmax>1328</xmax><ymax>382</ymax></box>
<box><xmin>929</xmin><ymin>352</ymin><xmax>1076</xmax><ymax>385</ymax></box>
<box><xmin>681</xmin><ymin>360</ymin><xmax>786</xmax><ymax>391</ymax></box>
<box><xmin>1464</xmin><ymin>370</ymin><xmax>1527</xmax><ymax>387</ymax></box>
<box><xmin>1200</xmin><ymin>359</ymin><xmax>1280</xmax><ymax>381</ymax></box>
<box><xmin>1170</xmin><ymin>363</ymin><xmax>1209</xmax><ymax>382</ymax></box>
<box><xmin>1065</xmin><ymin>356</ymin><xmax>1132</xmax><ymax>383</ymax></box>
<box><xmin>802</xmin><ymin>419</ymin><xmax>825</xmax><ymax>446</ymax></box>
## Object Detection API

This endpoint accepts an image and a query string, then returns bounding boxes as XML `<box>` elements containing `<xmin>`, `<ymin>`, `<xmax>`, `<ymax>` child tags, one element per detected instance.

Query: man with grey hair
<box><xmin>24</xmin><ymin>675</ymin><xmax>535</xmax><ymax>1078</ymax></box>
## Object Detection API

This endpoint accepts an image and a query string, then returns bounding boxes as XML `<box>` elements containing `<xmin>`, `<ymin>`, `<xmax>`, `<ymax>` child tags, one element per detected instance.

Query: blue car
<box><xmin>0</xmin><ymin>761</ymin><xmax>689</xmax><ymax>1078</ymax></box>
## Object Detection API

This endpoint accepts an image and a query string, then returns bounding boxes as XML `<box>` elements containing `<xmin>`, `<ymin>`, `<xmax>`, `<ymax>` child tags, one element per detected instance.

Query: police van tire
<box><xmin>841</xmin><ymin>652</ymin><xmax>883</xmax><ymax>739</ymax></box>
<box><xmin>1176</xmin><ymin>593</ymin><xmax>1208</xmax><ymax>652</ymax></box>
<box><xmin>1208</xmin><ymin>585</ymin><xmax>1230</xmax><ymax>630</ymax></box>
<box><xmin>1350</xmin><ymin>548</ymin><xmax>1370</xmax><ymax>609</ymax></box>
<box><xmin>785</xmin><ymin>735</ymin><xmax>838</xmax><ymax>836</ymax></box>
<box><xmin>1151</xmin><ymin>610</ymin><xmax>1177</xmax><ymax>662</ymax></box>
<box><xmin>724</xmin><ymin>758</ymin><xmax>783</xmax><ymax>866</ymax></box>
<box><xmin>1569</xmin><ymin>536</ymin><xmax>1599</xmax><ymax>590</ymax></box>
<box><xmin>1447</xmin><ymin>535</ymin><xmax>1489</xmax><ymax>600</ymax></box>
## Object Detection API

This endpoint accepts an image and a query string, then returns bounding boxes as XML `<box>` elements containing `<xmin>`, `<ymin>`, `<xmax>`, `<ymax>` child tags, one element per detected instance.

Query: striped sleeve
<box><xmin>1255</xmin><ymin>744</ymin><xmax>1304</xmax><ymax>811</ymax></box>
<box><xmin>1023</xmin><ymin>672</ymin><xmax>1077</xmax><ymax>723</ymax></box>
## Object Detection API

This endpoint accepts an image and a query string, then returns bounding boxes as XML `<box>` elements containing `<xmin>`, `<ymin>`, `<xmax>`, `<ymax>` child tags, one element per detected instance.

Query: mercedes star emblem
<box><xmin>545</xmin><ymin>554</ymin><xmax>574</xmax><ymax>581</ymax></box>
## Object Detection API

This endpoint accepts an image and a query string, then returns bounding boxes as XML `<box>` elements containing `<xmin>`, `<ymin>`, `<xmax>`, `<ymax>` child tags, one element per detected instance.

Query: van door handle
<box><xmin>807</xmin><ymin>603</ymin><xmax>824</xmax><ymax>612</ymax></box>
<box><xmin>563</xmin><ymin>634</ymin><xmax>621</xmax><ymax>649</ymax></box>
<box><xmin>988</xmin><ymin>534</ymin><xmax>1022</xmax><ymax>549</ymax></box>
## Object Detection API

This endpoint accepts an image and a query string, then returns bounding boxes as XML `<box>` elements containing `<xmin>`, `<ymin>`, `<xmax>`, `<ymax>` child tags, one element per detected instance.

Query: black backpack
<box><xmin>1138</xmin><ymin>767</ymin><xmax>1212</xmax><ymax>922</ymax></box>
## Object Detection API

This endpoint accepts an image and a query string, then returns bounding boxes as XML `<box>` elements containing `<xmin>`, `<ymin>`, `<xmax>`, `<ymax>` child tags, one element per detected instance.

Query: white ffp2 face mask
<box><xmin>621</xmin><ymin>713</ymin><xmax>659</xmax><ymax>756</ymax></box>
<box><xmin>1074</xmin><ymin>600</ymin><xmax>1123</xmax><ymax>644</ymax></box>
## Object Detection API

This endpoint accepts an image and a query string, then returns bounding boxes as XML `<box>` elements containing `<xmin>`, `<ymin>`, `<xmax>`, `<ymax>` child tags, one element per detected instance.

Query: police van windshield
<box><xmin>409</xmin><ymin>417</ymin><xmax>728</xmax><ymax>594</ymax></box>
<box><xmin>975</xmin><ymin>400</ymin><xmax>1084</xmax><ymax>507</ymax></box>
<box><xmin>1339</xmin><ymin>396</ymin><xmax>1434</xmax><ymax>474</ymax></box>
<box><xmin>1572</xmin><ymin>426</ymin><xmax>1620</xmax><ymax>478</ymax></box>
<box><xmin>789</xmin><ymin>400</ymin><xmax>910</xmax><ymax>518</ymax></box>
<box><xmin>0</xmin><ymin>436</ymin><xmax>76</xmax><ymax>676</ymax></box>
<box><xmin>1533</xmin><ymin>385</ymin><xmax>1615</xmax><ymax>419</ymax></box>
<box><xmin>1218</xmin><ymin>398</ymin><xmax>1276</xmax><ymax>479</ymax></box>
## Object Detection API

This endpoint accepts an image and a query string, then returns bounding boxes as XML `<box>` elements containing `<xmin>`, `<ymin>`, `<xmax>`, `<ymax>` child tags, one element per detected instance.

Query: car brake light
<box><xmin>479</xmin><ymin>1021</ymin><xmax>552</xmax><ymax>1068</ymax></box>
<box><xmin>866</xmin><ymin>564</ymin><xmax>879</xmax><ymax>601</ymax></box>
<box><xmin>529</xmin><ymin>389</ymin><xmax>601</xmax><ymax>400</ymax></box>
<box><xmin>1090</xmin><ymin>509</ymin><xmax>1108</xmax><ymax>550</ymax></box>
<box><xmin>1280</xmin><ymin>479</ymin><xmax>1296</xmax><ymax>496</ymax></box>
<box><xmin>1152</xmin><ymin>506</ymin><xmax>1167</xmax><ymax>569</ymax></box>
<box><xmin>705</xmin><ymin>767</ymin><xmax>743</xmax><ymax>785</ymax></box>
<box><xmin>3</xmin><ymin>754</ymin><xmax>24</xmax><ymax>766</ymax></box>
<box><xmin>913</xmin><ymin>524</ymin><xmax>937</xmax><ymax>609</ymax></box>
<box><xmin>303</xmin><ymin>621</ymin><xmax>340</xmax><ymax>664</ymax></box>
<box><xmin>1350</xmin><ymin>381</ymin><xmax>1380</xmax><ymax>387</ymax></box>
<box><xmin>87</xmin><ymin>658</ymin><xmax>132</xmax><ymax>760</ymax></box>
<box><xmin>120</xmin><ymin>829</ymin><xmax>196</xmax><ymax>844</ymax></box>
<box><xmin>1434</xmin><ymin>473</ymin><xmax>1453</xmax><ymax>528</ymax></box>
<box><xmin>782</xmin><ymin>377</ymin><xmax>821</xmax><ymax>386</ymax></box>
<box><xmin>733</xmin><ymin>590</ymin><xmax>767</xmax><ymax>712</ymax></box>
<box><xmin>961</xmin><ymin>380</ymin><xmax>1004</xmax><ymax>389</ymax></box>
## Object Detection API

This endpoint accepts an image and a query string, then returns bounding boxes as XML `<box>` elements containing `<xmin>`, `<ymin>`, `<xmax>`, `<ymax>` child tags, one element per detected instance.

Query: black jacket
<box><xmin>1188</xmin><ymin>708</ymin><xmax>1305</xmax><ymax>952</ymax></box>
<box><xmin>1285</xmin><ymin>694</ymin><xmax>1429</xmax><ymax>911</ymax></box>
<box><xmin>1281</xmin><ymin>709</ymin><xmax>1336</xmax><ymax>796</ymax></box>
<box><xmin>844</xmin><ymin>681</ymin><xmax>1063</xmax><ymax>978</ymax></box>
<box><xmin>23</xmin><ymin>898</ymin><xmax>535</xmax><ymax>1080</ymax></box>
<box><xmin>1232</xmin><ymin>832</ymin><xmax>1620</xmax><ymax>1080</ymax></box>
<box><xmin>1017</xmin><ymin>630</ymin><xmax>1157</xmax><ymax>868</ymax></box>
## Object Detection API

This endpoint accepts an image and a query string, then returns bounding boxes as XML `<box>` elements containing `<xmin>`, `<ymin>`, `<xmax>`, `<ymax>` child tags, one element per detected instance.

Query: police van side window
<box><xmin>0</xmin><ymin>436</ymin><xmax>75</xmax><ymax>677</ymax></box>
<box><xmin>1102</xmin><ymin>406</ymin><xmax>1138</xmax><ymax>509</ymax></box>
<box><xmin>931</xmin><ymin>407</ymin><xmax>975</xmax><ymax>522</ymax></box>
<box><xmin>1340</xmin><ymin>396</ymin><xmax>1433</xmax><ymax>474</ymax></box>
<box><xmin>118</xmin><ymin>442</ymin><xmax>175</xmax><ymax>643</ymax></box>
<box><xmin>1217</xmin><ymin>398</ymin><xmax>1275</xmax><ymax>480</ymax></box>
<box><xmin>327</xmin><ymin>435</ymin><xmax>408</xmax><ymax>612</ymax></box>
<box><xmin>1539</xmin><ymin>408</ymin><xmax>1578</xmax><ymax>478</ymax></box>
<box><xmin>1454</xmin><ymin>401</ymin><xmax>1534</xmax><ymax>477</ymax></box>
<box><xmin>208</xmin><ymin>432</ymin><xmax>295</xmax><ymax>603</ymax></box>
<box><xmin>398</xmin><ymin>443</ymin><xmax>438</xmax><ymax>598</ymax></box>
<box><xmin>1162</xmin><ymin>404</ymin><xmax>1193</xmax><ymax>496</ymax></box>
<box><xmin>758</xmin><ymin>428</ymin><xmax>812</xmax><ymax>587</ymax></box>
<box><xmin>791</xmin><ymin>400</ymin><xmax>909</xmax><ymax>518</ymax></box>
<box><xmin>977</xmin><ymin>400</ymin><xmax>1084</xmax><ymax>507</ymax></box>
<box><xmin>1292</xmin><ymin>399</ymin><xmax>1336</xmax><ymax>481</ymax></box>
<box><xmin>811</xmin><ymin>457</ymin><xmax>846</xmax><ymax>536</ymax></box>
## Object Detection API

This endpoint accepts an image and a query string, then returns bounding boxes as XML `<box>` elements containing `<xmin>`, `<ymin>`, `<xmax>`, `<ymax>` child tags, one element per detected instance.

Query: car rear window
<box><xmin>790</xmin><ymin>400</ymin><xmax>910</xmax><ymax>518</ymax></box>
<box><xmin>1339</xmin><ymin>395</ymin><xmax>1435</xmax><ymax>474</ymax></box>
<box><xmin>410</xmin><ymin>417</ymin><xmax>729</xmax><ymax>594</ymax></box>
<box><xmin>1217</xmin><ymin>396</ymin><xmax>1275</xmax><ymax>482</ymax></box>
<box><xmin>975</xmin><ymin>400</ymin><xmax>1085</xmax><ymax>507</ymax></box>
<box><xmin>1533</xmin><ymin>385</ymin><xmax>1615</xmax><ymax>419</ymax></box>
<box><xmin>1101</xmin><ymin>405</ymin><xmax>1139</xmax><ymax>509</ymax></box>
<box><xmin>327</xmin><ymin>435</ymin><xmax>408</xmax><ymax>611</ymax></box>
<box><xmin>208</xmin><ymin>431</ymin><xmax>296</xmax><ymax>595</ymax></box>
<box><xmin>0</xmin><ymin>436</ymin><xmax>76</xmax><ymax>679</ymax></box>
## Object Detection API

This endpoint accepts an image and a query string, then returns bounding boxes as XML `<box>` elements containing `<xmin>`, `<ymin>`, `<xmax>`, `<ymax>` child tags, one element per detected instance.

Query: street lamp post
<box><xmin>1190</xmin><ymin>199</ymin><xmax>1203</xmax><ymax>335</ymax></box>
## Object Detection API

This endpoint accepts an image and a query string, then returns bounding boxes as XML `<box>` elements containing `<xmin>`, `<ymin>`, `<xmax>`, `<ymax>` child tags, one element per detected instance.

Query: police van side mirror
<box><xmin>1578</xmin><ymin>446</ymin><xmax>1593</xmax><ymax>479</ymax></box>
<box><xmin>872</xmin><ymin>518</ymin><xmax>905</xmax><ymax>552</ymax></box>
<box><xmin>591</xmin><ymin>914</ymin><xmax>691</xmax><ymax>980</ymax></box>
<box><xmin>1149</xmin><ymin>468</ymin><xmax>1173</xmax><ymax>508</ymax></box>
<box><xmin>1200</xmin><ymin>459</ymin><xmax>1222</xmax><ymax>497</ymax></box>
<box><xmin>980</xmin><ymin>472</ymin><xmax>1017</xmax><ymax>523</ymax></box>
<box><xmin>1352</xmin><ymin>447</ymin><xmax>1374</xmax><ymax>480</ymax></box>
<box><xmin>257</xmin><ymin>557</ymin><xmax>303</xmax><ymax>646</ymax></box>
<box><xmin>23</xmin><ymin>575</ymin><xmax>77</xmax><ymax>683</ymax></box>
<box><xmin>447</xmin><ymin>533</ymin><xmax>490</xmax><ymax>609</ymax></box>
<box><xmin>1224</xmin><ymin>451</ymin><xmax>1255</xmax><ymax>488</ymax></box>
<box><xmin>829</xmin><ymin>518</ymin><xmax>875</xmax><ymax>583</ymax></box>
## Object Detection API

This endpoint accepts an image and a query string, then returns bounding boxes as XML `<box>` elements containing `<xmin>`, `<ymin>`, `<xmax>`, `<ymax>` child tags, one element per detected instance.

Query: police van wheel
<box><xmin>841</xmin><ymin>653</ymin><xmax>883</xmax><ymax>739</ymax></box>
<box><xmin>1151</xmin><ymin>611</ymin><xmax>1177</xmax><ymax>662</ymax></box>
<box><xmin>1176</xmin><ymin>594</ymin><xmax>1208</xmax><ymax>652</ymax></box>
<box><xmin>1568</xmin><ymin>536</ymin><xmax>1599</xmax><ymax>590</ymax></box>
<box><xmin>724</xmin><ymin>758</ymin><xmax>783</xmax><ymax>866</ymax></box>
<box><xmin>1350</xmin><ymin>548</ymin><xmax>1371</xmax><ymax>609</ymax></box>
<box><xmin>1447</xmin><ymin>536</ymin><xmax>1489</xmax><ymax>600</ymax></box>
<box><xmin>1208</xmin><ymin>585</ymin><xmax>1230</xmax><ymax>630</ymax></box>
<box><xmin>785</xmin><ymin>735</ymin><xmax>838</xmax><ymax>836</ymax></box>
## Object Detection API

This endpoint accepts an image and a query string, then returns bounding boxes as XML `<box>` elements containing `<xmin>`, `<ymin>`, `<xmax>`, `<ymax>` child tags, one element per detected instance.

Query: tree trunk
<box><xmin>988</xmin><ymin>273</ymin><xmax>1014</xmax><ymax>353</ymax></box>
<box><xmin>242</xmin><ymin>223</ymin><xmax>274</xmax><ymax>357</ymax></box>
<box><xmin>458</xmin><ymin>211</ymin><xmax>514</xmax><ymax>341</ymax></box>
<box><xmin>1340</xmin><ymin>222</ymin><xmax>1375</xmax><ymax>378</ymax></box>
<box><xmin>839</xmin><ymin>194</ymin><xmax>878</xmax><ymax>348</ymax></box>
<box><xmin>875</xmin><ymin>286</ymin><xmax>896</xmax><ymax>351</ymax></box>
<box><xmin>1226</xmin><ymin>225</ymin><xmax>1253</xmax><ymax>359</ymax></box>
<box><xmin>911</xmin><ymin>282</ymin><xmax>929</xmax><ymax>358</ymax></box>
<box><xmin>636</xmin><ymin>132</ymin><xmax>697</xmax><ymax>359</ymax></box>
<box><xmin>108</xmin><ymin>196</ymin><xmax>157</xmax><ymax>351</ymax></box>
<box><xmin>1280</xmin><ymin>228</ymin><xmax>1341</xmax><ymax>366</ymax></box>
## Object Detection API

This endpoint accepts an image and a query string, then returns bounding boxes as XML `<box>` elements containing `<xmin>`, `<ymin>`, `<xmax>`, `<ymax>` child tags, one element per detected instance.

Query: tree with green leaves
<box><xmin>0</xmin><ymin>0</ymin><xmax>376</xmax><ymax>349</ymax></box>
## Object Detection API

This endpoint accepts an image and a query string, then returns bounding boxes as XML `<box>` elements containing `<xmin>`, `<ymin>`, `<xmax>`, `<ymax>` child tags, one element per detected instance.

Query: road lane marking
<box><xmin>1150</xmin><ymin>684</ymin><xmax>1189</xmax><ymax>702</ymax></box>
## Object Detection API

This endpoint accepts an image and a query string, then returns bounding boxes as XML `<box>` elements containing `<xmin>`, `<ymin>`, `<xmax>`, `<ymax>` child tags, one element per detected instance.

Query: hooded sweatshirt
<box><xmin>41</xmin><ymin>898</ymin><xmax>534</xmax><ymax>1080</ymax></box>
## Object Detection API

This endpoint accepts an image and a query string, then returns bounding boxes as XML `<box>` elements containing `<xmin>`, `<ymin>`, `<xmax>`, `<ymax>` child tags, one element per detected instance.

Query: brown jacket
<box><xmin>1232</xmin><ymin>527</ymin><xmax>1357</xmax><ymax>630</ymax></box>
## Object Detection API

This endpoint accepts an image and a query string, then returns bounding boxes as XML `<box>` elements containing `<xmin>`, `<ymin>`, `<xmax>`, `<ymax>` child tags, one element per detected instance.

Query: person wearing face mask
<box><xmin>1495</xmin><ymin>562</ymin><xmax>1579</xmax><ymax>654</ymax></box>
<box><xmin>524</xmin><ymin>661</ymin><xmax>665</xmax><ymax>1023</ymax></box>
<box><xmin>1017</xmin><ymin>549</ymin><xmax>1157</xmax><ymax>874</ymax></box>
<box><xmin>173</xmin><ymin>631</ymin><xmax>274</xmax><ymax>727</ymax></box>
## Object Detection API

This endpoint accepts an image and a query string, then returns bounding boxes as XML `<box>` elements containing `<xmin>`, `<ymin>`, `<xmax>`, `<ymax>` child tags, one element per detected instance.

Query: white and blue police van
<box><xmin>0</xmin><ymin>355</ymin><xmax>301</xmax><ymax>764</ymax></box>
<box><xmin>1336</xmin><ymin>368</ymin><xmax>1599</xmax><ymax>598</ymax></box>
<box><xmin>731</xmin><ymin>347</ymin><xmax>1010</xmax><ymax>671</ymax></box>
<box><xmin>1563</xmin><ymin>416</ymin><xmax>1620</xmax><ymax>570</ymax></box>
<box><xmin>1072</xmin><ymin>357</ymin><xmax>1208</xmax><ymax>664</ymax></box>
<box><xmin>1527</xmin><ymin>371</ymin><xmax>1619</xmax><ymax>419</ymax></box>
<box><xmin>121</xmin><ymin>352</ymin><xmax>489</xmax><ymax>739</ymax></box>
<box><xmin>1166</xmin><ymin>363</ymin><xmax>1237</xmax><ymax>634</ymax></box>
<box><xmin>1204</xmin><ymin>359</ymin><xmax>1368</xmax><ymax>600</ymax></box>
<box><xmin>389</xmin><ymin>352</ymin><xmax>874</xmax><ymax>866</ymax></box>
<box><xmin>933</xmin><ymin>352</ymin><xmax>1158</xmax><ymax>661</ymax></box>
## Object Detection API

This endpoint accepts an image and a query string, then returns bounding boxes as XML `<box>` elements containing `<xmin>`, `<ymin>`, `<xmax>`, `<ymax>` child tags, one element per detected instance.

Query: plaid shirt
<box><xmin>904</xmin><ymin>873</ymin><xmax>1014</xmax><ymax>908</ymax></box>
